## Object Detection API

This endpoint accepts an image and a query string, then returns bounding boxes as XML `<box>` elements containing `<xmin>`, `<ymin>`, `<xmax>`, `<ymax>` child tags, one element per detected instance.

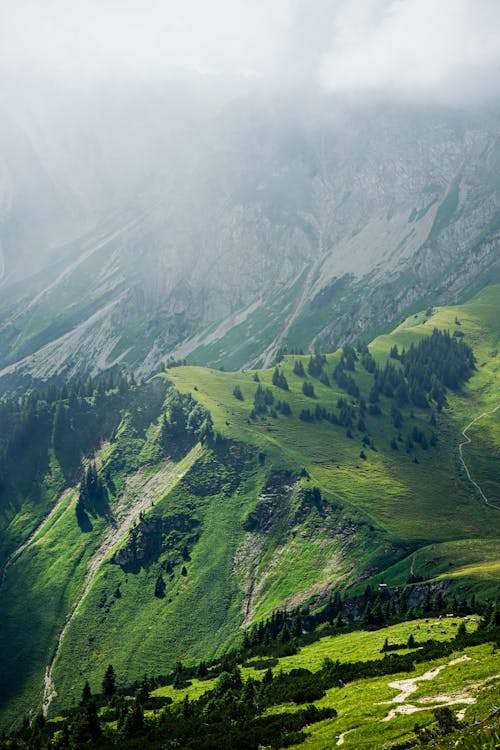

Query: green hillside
<box><xmin>146</xmin><ymin>617</ymin><xmax>500</xmax><ymax>750</ymax></box>
<box><xmin>0</xmin><ymin>285</ymin><xmax>498</xmax><ymax>728</ymax></box>
<box><xmin>3</xmin><ymin>614</ymin><xmax>499</xmax><ymax>750</ymax></box>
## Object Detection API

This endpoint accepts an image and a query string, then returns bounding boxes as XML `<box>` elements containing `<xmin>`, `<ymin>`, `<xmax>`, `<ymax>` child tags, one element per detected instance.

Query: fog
<box><xmin>0</xmin><ymin>0</ymin><xmax>499</xmax><ymax>102</ymax></box>
<box><xmin>0</xmin><ymin>1</ymin><xmax>499</xmax><ymax>288</ymax></box>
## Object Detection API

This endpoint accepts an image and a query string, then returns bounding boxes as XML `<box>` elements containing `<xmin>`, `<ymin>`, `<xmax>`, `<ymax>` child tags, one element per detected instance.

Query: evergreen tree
<box><xmin>272</xmin><ymin>368</ymin><xmax>289</xmax><ymax>390</ymax></box>
<box><xmin>102</xmin><ymin>664</ymin><xmax>117</xmax><ymax>697</ymax></box>
<box><xmin>81</xmin><ymin>680</ymin><xmax>92</xmax><ymax>704</ymax></box>
<box><xmin>293</xmin><ymin>360</ymin><xmax>305</xmax><ymax>377</ymax></box>
<box><xmin>233</xmin><ymin>385</ymin><xmax>244</xmax><ymax>401</ymax></box>
<box><xmin>51</xmin><ymin>402</ymin><xmax>67</xmax><ymax>450</ymax></box>
<box><xmin>137</xmin><ymin>675</ymin><xmax>150</xmax><ymax>705</ymax></box>
<box><xmin>302</xmin><ymin>381</ymin><xmax>315</xmax><ymax>398</ymax></box>
<box><xmin>122</xmin><ymin>701</ymin><xmax>144</xmax><ymax>736</ymax></box>
<box><xmin>154</xmin><ymin>573</ymin><xmax>166</xmax><ymax>598</ymax></box>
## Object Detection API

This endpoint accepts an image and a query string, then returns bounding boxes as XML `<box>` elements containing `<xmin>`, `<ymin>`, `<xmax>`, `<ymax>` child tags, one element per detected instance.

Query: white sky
<box><xmin>0</xmin><ymin>0</ymin><xmax>499</xmax><ymax>102</ymax></box>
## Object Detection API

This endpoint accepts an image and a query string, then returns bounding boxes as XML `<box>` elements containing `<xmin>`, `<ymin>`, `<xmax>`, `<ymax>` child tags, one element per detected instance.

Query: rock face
<box><xmin>111</xmin><ymin>513</ymin><xmax>199</xmax><ymax>569</ymax></box>
<box><xmin>0</xmin><ymin>84</ymin><xmax>499</xmax><ymax>384</ymax></box>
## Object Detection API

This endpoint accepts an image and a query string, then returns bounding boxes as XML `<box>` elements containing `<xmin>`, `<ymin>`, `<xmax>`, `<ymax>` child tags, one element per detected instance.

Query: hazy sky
<box><xmin>0</xmin><ymin>0</ymin><xmax>499</xmax><ymax>102</ymax></box>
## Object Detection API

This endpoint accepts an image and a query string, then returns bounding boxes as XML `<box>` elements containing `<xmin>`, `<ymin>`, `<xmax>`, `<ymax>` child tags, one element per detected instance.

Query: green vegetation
<box><xmin>0</xmin><ymin>285</ymin><xmax>498</xmax><ymax>732</ymax></box>
<box><xmin>2</xmin><ymin>613</ymin><xmax>499</xmax><ymax>749</ymax></box>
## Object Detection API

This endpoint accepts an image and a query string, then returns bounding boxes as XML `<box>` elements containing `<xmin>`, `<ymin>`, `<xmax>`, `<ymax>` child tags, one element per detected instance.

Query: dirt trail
<box><xmin>0</xmin><ymin>488</ymin><xmax>73</xmax><ymax>588</ymax></box>
<box><xmin>380</xmin><ymin>655</ymin><xmax>472</xmax><ymax>722</ymax></box>
<box><xmin>336</xmin><ymin>729</ymin><xmax>353</xmax><ymax>746</ymax></box>
<box><xmin>42</xmin><ymin>444</ymin><xmax>203</xmax><ymax>716</ymax></box>
<box><xmin>458</xmin><ymin>402</ymin><xmax>500</xmax><ymax>510</ymax></box>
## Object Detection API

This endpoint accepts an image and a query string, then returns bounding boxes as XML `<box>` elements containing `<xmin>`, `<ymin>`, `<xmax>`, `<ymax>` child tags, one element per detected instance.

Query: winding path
<box><xmin>42</xmin><ymin>444</ymin><xmax>203</xmax><ymax>716</ymax></box>
<box><xmin>458</xmin><ymin>401</ymin><xmax>500</xmax><ymax>511</ymax></box>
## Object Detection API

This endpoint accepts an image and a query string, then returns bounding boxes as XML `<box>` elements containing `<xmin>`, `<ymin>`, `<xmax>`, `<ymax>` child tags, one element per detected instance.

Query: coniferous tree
<box><xmin>81</xmin><ymin>680</ymin><xmax>91</xmax><ymax>704</ymax></box>
<box><xmin>102</xmin><ymin>664</ymin><xmax>116</xmax><ymax>697</ymax></box>
<box><xmin>293</xmin><ymin>360</ymin><xmax>305</xmax><ymax>377</ymax></box>
<box><xmin>233</xmin><ymin>385</ymin><xmax>244</xmax><ymax>401</ymax></box>
<box><xmin>302</xmin><ymin>381</ymin><xmax>315</xmax><ymax>398</ymax></box>
<box><xmin>155</xmin><ymin>573</ymin><xmax>166</xmax><ymax>598</ymax></box>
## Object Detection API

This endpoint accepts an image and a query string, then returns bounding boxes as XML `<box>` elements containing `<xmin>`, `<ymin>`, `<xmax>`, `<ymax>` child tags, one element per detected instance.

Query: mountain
<box><xmin>0</xmin><ymin>285</ymin><xmax>498</xmax><ymax>727</ymax></box>
<box><xmin>0</xmin><ymin>84</ymin><xmax>499</xmax><ymax>385</ymax></box>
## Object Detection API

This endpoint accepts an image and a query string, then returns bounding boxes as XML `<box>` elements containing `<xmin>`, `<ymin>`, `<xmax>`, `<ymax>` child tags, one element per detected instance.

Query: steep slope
<box><xmin>0</xmin><ymin>286</ymin><xmax>498</xmax><ymax>727</ymax></box>
<box><xmin>0</xmin><ymin>94</ymin><xmax>499</xmax><ymax>383</ymax></box>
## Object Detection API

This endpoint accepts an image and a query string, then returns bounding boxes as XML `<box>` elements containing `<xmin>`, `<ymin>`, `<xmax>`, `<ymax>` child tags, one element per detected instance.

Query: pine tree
<box><xmin>302</xmin><ymin>381</ymin><xmax>315</xmax><ymax>398</ymax></box>
<box><xmin>51</xmin><ymin>402</ymin><xmax>67</xmax><ymax>450</ymax></box>
<box><xmin>233</xmin><ymin>385</ymin><xmax>244</xmax><ymax>401</ymax></box>
<box><xmin>293</xmin><ymin>360</ymin><xmax>305</xmax><ymax>377</ymax></box>
<box><xmin>137</xmin><ymin>675</ymin><xmax>150</xmax><ymax>705</ymax></box>
<box><xmin>154</xmin><ymin>573</ymin><xmax>166</xmax><ymax>598</ymax></box>
<box><xmin>102</xmin><ymin>664</ymin><xmax>116</xmax><ymax>697</ymax></box>
<box><xmin>122</xmin><ymin>701</ymin><xmax>144</xmax><ymax>736</ymax></box>
<box><xmin>81</xmin><ymin>680</ymin><xmax>92</xmax><ymax>704</ymax></box>
<box><xmin>334</xmin><ymin>611</ymin><xmax>345</xmax><ymax>629</ymax></box>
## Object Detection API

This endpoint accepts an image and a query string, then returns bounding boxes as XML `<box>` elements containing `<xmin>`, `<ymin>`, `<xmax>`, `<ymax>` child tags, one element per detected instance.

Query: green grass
<box><xmin>1</xmin><ymin>285</ymin><xmax>499</xmax><ymax>729</ymax></box>
<box><xmin>148</xmin><ymin>618</ymin><xmax>499</xmax><ymax>750</ymax></box>
<box><xmin>151</xmin><ymin>617</ymin><xmax>479</xmax><ymax>703</ymax></box>
<box><xmin>289</xmin><ymin>642</ymin><xmax>499</xmax><ymax>749</ymax></box>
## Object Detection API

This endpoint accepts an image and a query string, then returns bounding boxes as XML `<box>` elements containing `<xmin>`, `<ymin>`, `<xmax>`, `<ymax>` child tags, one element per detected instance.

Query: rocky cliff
<box><xmin>0</xmin><ymin>86</ymin><xmax>499</xmax><ymax>384</ymax></box>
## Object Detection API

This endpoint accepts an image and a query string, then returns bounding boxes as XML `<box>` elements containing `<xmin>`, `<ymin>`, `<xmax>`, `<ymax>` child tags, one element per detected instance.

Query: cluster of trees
<box><xmin>0</xmin><ymin>372</ymin><xmax>137</xmax><ymax>517</ymax></box>
<box><xmin>252</xmin><ymin>384</ymin><xmax>275</xmax><ymax>415</ymax></box>
<box><xmin>75</xmin><ymin>463</ymin><xmax>108</xmax><ymax>526</ymax></box>
<box><xmin>250</xmin><ymin>385</ymin><xmax>291</xmax><ymax>419</ymax></box>
<box><xmin>294</xmin><ymin>356</ymin><xmax>329</xmax><ymax>386</ymax></box>
<box><xmin>272</xmin><ymin>368</ymin><xmax>289</xmax><ymax>390</ymax></box>
<box><xmin>3</xmin><ymin>669</ymin><xmax>335</xmax><ymax>749</ymax></box>
<box><xmin>276</xmin><ymin>346</ymin><xmax>304</xmax><ymax>363</ymax></box>
<box><xmin>302</xmin><ymin>381</ymin><xmax>315</xmax><ymax>398</ymax></box>
<box><xmin>4</xmin><ymin>604</ymin><xmax>498</xmax><ymax>750</ymax></box>
<box><xmin>159</xmin><ymin>389</ymin><xmax>213</xmax><ymax>452</ymax></box>
<box><xmin>237</xmin><ymin>583</ymin><xmax>487</xmax><ymax>664</ymax></box>
<box><xmin>366</xmin><ymin>330</ymin><xmax>475</xmax><ymax>412</ymax></box>
<box><xmin>293</xmin><ymin>360</ymin><xmax>305</xmax><ymax>376</ymax></box>
<box><xmin>333</xmin><ymin>357</ymin><xmax>360</xmax><ymax>399</ymax></box>
<box><xmin>244</xmin><ymin>328</ymin><xmax>468</xmax><ymax>462</ymax></box>
<box><xmin>299</xmin><ymin>396</ymin><xmax>358</xmax><ymax>429</ymax></box>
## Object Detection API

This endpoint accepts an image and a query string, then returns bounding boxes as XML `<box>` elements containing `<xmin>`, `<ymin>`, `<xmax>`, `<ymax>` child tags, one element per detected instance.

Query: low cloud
<box><xmin>0</xmin><ymin>0</ymin><xmax>499</xmax><ymax>105</ymax></box>
<box><xmin>0</xmin><ymin>0</ymin><xmax>293</xmax><ymax>79</ymax></box>
<box><xmin>320</xmin><ymin>0</ymin><xmax>500</xmax><ymax>103</ymax></box>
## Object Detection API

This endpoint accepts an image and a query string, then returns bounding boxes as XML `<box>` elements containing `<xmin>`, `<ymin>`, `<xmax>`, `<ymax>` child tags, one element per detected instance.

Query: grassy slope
<box><xmin>1</xmin><ymin>286</ymin><xmax>498</xmax><ymax>728</ymax></box>
<box><xmin>169</xmin><ymin>285</ymin><xmax>500</xmax><ymax>599</ymax></box>
<box><xmin>294</xmin><ymin>641</ymin><xmax>499</xmax><ymax>750</ymax></box>
<box><xmin>148</xmin><ymin>617</ymin><xmax>499</xmax><ymax>750</ymax></box>
<box><xmin>50</xmin><ymin>443</ymin><xmax>265</xmax><ymax>713</ymax></box>
<box><xmin>151</xmin><ymin>617</ymin><xmax>476</xmax><ymax>702</ymax></box>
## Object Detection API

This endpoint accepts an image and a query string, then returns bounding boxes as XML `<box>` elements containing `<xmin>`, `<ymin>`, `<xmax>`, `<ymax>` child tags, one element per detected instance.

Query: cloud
<box><xmin>320</xmin><ymin>0</ymin><xmax>500</xmax><ymax>102</ymax></box>
<box><xmin>0</xmin><ymin>0</ymin><xmax>293</xmax><ymax>79</ymax></box>
<box><xmin>0</xmin><ymin>0</ymin><xmax>499</xmax><ymax>104</ymax></box>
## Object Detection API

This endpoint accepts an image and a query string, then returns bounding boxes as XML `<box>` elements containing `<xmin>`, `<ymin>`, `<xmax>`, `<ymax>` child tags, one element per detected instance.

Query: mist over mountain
<box><xmin>0</xmin><ymin>4</ymin><xmax>500</xmax><ymax>747</ymax></box>
<box><xmin>0</xmin><ymin>77</ymin><xmax>499</xmax><ymax>383</ymax></box>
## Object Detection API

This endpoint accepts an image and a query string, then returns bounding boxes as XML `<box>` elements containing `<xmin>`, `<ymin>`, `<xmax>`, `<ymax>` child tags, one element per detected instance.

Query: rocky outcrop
<box><xmin>111</xmin><ymin>513</ymin><xmax>199</xmax><ymax>568</ymax></box>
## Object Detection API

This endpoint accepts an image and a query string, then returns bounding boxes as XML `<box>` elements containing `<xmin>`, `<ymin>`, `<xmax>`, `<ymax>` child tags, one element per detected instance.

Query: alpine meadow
<box><xmin>0</xmin><ymin>2</ymin><xmax>499</xmax><ymax>749</ymax></box>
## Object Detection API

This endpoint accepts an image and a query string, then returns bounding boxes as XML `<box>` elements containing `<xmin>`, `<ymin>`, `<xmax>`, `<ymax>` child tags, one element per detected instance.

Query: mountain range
<box><xmin>0</xmin><ymin>82</ymin><xmax>499</xmax><ymax>384</ymax></box>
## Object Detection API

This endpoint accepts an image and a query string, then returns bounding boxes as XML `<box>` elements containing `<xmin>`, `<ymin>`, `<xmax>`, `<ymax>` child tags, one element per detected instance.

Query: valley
<box><xmin>0</xmin><ymin>286</ymin><xmax>498</xmax><ymax>734</ymax></box>
<box><xmin>1</xmin><ymin>5</ymin><xmax>500</xmax><ymax>747</ymax></box>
